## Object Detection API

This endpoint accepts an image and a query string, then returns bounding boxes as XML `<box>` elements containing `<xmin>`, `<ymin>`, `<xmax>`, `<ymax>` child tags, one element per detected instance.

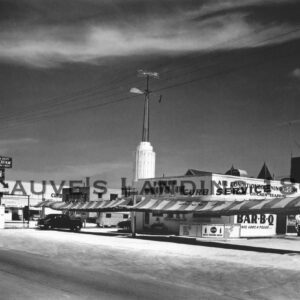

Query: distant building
<box><xmin>0</xmin><ymin>180</ymin><xmax>121</xmax><ymax>222</ymax></box>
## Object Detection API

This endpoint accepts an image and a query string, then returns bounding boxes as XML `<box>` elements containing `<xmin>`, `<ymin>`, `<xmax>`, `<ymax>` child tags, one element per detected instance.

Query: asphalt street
<box><xmin>1</xmin><ymin>229</ymin><xmax>300</xmax><ymax>300</ymax></box>
<box><xmin>0</xmin><ymin>248</ymin><xmax>203</xmax><ymax>300</ymax></box>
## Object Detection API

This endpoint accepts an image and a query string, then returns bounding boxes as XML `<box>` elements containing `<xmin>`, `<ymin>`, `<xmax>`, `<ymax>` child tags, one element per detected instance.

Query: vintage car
<box><xmin>38</xmin><ymin>214</ymin><xmax>82</xmax><ymax>231</ymax></box>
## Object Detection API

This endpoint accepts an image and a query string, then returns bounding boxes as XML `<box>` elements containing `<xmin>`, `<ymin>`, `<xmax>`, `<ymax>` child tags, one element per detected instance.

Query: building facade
<box><xmin>133</xmin><ymin>169</ymin><xmax>300</xmax><ymax>238</ymax></box>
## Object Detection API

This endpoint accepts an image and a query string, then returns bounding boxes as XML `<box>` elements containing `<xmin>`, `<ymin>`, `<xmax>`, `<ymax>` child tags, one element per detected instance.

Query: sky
<box><xmin>0</xmin><ymin>0</ymin><xmax>300</xmax><ymax>188</ymax></box>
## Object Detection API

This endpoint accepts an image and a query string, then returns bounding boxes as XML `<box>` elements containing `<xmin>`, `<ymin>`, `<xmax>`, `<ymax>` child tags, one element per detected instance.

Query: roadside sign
<box><xmin>0</xmin><ymin>156</ymin><xmax>12</xmax><ymax>168</ymax></box>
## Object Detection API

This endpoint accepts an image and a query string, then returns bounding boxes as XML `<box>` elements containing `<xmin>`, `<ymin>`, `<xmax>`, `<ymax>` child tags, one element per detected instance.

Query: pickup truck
<box><xmin>38</xmin><ymin>214</ymin><xmax>82</xmax><ymax>231</ymax></box>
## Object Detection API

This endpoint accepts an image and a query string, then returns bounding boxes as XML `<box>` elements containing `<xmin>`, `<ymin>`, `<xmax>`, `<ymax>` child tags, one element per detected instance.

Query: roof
<box><xmin>257</xmin><ymin>163</ymin><xmax>273</xmax><ymax>180</ymax></box>
<box><xmin>185</xmin><ymin>169</ymin><xmax>212</xmax><ymax>176</ymax></box>
<box><xmin>225</xmin><ymin>166</ymin><xmax>248</xmax><ymax>177</ymax></box>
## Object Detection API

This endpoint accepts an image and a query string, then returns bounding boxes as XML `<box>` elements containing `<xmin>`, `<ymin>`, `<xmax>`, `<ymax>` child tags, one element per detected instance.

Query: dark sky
<box><xmin>0</xmin><ymin>0</ymin><xmax>299</xmax><ymax>187</ymax></box>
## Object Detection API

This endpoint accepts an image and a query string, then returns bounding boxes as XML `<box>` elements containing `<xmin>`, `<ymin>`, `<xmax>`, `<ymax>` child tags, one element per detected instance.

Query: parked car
<box><xmin>38</xmin><ymin>214</ymin><xmax>82</xmax><ymax>231</ymax></box>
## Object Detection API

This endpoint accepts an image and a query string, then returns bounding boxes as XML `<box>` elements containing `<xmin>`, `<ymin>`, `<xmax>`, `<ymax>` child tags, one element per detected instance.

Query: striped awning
<box><xmin>34</xmin><ymin>198</ymin><xmax>132</xmax><ymax>212</ymax></box>
<box><xmin>130</xmin><ymin>197</ymin><xmax>300</xmax><ymax>215</ymax></box>
<box><xmin>32</xmin><ymin>200</ymin><xmax>60</xmax><ymax>208</ymax></box>
<box><xmin>34</xmin><ymin>196</ymin><xmax>300</xmax><ymax>215</ymax></box>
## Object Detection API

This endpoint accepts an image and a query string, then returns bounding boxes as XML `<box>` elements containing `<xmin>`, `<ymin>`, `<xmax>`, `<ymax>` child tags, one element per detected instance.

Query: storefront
<box><xmin>0</xmin><ymin>180</ymin><xmax>121</xmax><ymax>224</ymax></box>
<box><xmin>0</xmin><ymin>181</ymin><xmax>64</xmax><ymax>223</ymax></box>
<box><xmin>133</xmin><ymin>170</ymin><xmax>300</xmax><ymax>237</ymax></box>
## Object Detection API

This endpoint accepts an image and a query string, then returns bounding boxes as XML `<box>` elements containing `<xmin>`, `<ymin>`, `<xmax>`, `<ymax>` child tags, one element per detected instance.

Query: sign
<box><xmin>235</xmin><ymin>214</ymin><xmax>276</xmax><ymax>237</ymax></box>
<box><xmin>0</xmin><ymin>206</ymin><xmax>5</xmax><ymax>229</ymax></box>
<box><xmin>0</xmin><ymin>156</ymin><xmax>12</xmax><ymax>168</ymax></box>
<box><xmin>136</xmin><ymin>174</ymin><xmax>300</xmax><ymax>199</ymax></box>
<box><xmin>201</xmin><ymin>224</ymin><xmax>224</xmax><ymax>238</ymax></box>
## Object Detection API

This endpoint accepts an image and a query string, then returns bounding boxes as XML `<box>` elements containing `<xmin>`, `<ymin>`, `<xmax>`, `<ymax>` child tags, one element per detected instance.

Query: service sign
<box><xmin>136</xmin><ymin>174</ymin><xmax>300</xmax><ymax>200</ymax></box>
<box><xmin>0</xmin><ymin>156</ymin><xmax>12</xmax><ymax>168</ymax></box>
<box><xmin>234</xmin><ymin>214</ymin><xmax>276</xmax><ymax>237</ymax></box>
<box><xmin>202</xmin><ymin>224</ymin><xmax>224</xmax><ymax>238</ymax></box>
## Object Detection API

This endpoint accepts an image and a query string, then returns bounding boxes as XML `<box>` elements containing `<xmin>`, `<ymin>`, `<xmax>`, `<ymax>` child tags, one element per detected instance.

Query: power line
<box><xmin>1</xmin><ymin>43</ymin><xmax>298</xmax><ymax>134</ymax></box>
<box><xmin>2</xmin><ymin>25</ymin><xmax>292</xmax><ymax>122</ymax></box>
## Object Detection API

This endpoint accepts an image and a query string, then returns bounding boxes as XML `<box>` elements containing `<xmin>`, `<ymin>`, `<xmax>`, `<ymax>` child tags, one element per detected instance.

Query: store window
<box><xmin>167</xmin><ymin>213</ymin><xmax>174</xmax><ymax>218</ymax></box>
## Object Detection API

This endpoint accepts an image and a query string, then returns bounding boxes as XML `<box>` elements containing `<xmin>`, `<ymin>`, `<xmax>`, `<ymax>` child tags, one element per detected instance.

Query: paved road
<box><xmin>1</xmin><ymin>230</ymin><xmax>300</xmax><ymax>299</ymax></box>
<box><xmin>0</xmin><ymin>248</ymin><xmax>204</xmax><ymax>300</ymax></box>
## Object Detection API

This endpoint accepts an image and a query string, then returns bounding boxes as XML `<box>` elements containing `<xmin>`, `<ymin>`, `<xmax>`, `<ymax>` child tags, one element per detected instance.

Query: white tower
<box><xmin>131</xmin><ymin>70</ymin><xmax>158</xmax><ymax>182</ymax></box>
<box><xmin>134</xmin><ymin>141</ymin><xmax>155</xmax><ymax>181</ymax></box>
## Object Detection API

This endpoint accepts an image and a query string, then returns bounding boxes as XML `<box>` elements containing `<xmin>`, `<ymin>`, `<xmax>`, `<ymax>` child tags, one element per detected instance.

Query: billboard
<box><xmin>234</xmin><ymin>214</ymin><xmax>277</xmax><ymax>237</ymax></box>
<box><xmin>201</xmin><ymin>224</ymin><xmax>224</xmax><ymax>238</ymax></box>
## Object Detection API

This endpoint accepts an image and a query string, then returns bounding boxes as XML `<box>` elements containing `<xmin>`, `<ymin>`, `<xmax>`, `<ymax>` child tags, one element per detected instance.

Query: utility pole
<box><xmin>131</xmin><ymin>193</ymin><xmax>137</xmax><ymax>238</ymax></box>
<box><xmin>130</xmin><ymin>69</ymin><xmax>160</xmax><ymax>142</ymax></box>
<box><xmin>27</xmin><ymin>195</ymin><xmax>30</xmax><ymax>228</ymax></box>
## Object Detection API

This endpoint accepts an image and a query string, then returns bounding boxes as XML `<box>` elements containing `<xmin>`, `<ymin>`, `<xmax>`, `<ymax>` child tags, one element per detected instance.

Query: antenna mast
<box><xmin>130</xmin><ymin>70</ymin><xmax>159</xmax><ymax>142</ymax></box>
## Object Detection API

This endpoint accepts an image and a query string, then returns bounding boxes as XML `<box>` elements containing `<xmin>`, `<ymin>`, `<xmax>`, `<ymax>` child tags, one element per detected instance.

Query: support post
<box><xmin>27</xmin><ymin>195</ymin><xmax>30</xmax><ymax>228</ymax></box>
<box><xmin>131</xmin><ymin>194</ymin><xmax>137</xmax><ymax>238</ymax></box>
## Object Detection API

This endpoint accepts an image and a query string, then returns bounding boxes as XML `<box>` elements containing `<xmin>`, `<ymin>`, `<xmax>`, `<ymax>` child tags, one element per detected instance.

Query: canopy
<box><xmin>130</xmin><ymin>196</ymin><xmax>300</xmax><ymax>215</ymax></box>
<box><xmin>34</xmin><ymin>198</ymin><xmax>131</xmax><ymax>212</ymax></box>
<box><xmin>34</xmin><ymin>196</ymin><xmax>300</xmax><ymax>215</ymax></box>
<box><xmin>33</xmin><ymin>200</ymin><xmax>58</xmax><ymax>208</ymax></box>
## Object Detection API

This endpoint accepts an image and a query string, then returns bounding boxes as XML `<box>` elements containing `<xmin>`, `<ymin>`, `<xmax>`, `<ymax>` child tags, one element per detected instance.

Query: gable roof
<box><xmin>185</xmin><ymin>169</ymin><xmax>212</xmax><ymax>176</ymax></box>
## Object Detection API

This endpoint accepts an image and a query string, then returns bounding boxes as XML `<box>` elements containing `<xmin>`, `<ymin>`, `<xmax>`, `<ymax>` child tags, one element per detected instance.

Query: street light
<box><xmin>129</xmin><ymin>87</ymin><xmax>145</xmax><ymax>95</ymax></box>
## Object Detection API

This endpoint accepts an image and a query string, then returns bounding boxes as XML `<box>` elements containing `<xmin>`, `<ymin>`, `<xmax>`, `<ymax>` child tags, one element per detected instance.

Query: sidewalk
<box><xmin>135</xmin><ymin>234</ymin><xmax>300</xmax><ymax>254</ymax></box>
<box><xmin>80</xmin><ymin>225</ymin><xmax>300</xmax><ymax>254</ymax></box>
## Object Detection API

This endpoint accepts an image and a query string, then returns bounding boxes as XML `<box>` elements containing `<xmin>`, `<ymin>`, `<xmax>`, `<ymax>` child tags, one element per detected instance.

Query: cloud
<box><xmin>291</xmin><ymin>68</ymin><xmax>300</xmax><ymax>79</ymax></box>
<box><xmin>0</xmin><ymin>137</ymin><xmax>38</xmax><ymax>154</ymax></box>
<box><xmin>0</xmin><ymin>0</ymin><xmax>299</xmax><ymax>67</ymax></box>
